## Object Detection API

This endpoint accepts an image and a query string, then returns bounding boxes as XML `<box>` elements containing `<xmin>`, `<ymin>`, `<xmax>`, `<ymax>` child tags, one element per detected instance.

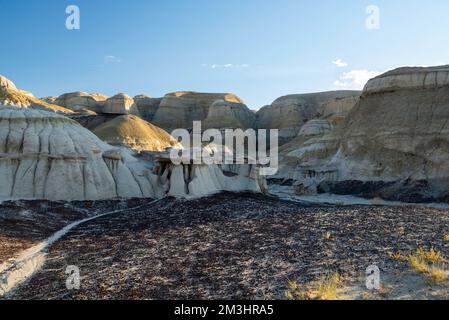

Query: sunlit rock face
<box><xmin>162</xmin><ymin>163</ymin><xmax>262</xmax><ymax>198</ymax></box>
<box><xmin>275</xmin><ymin>118</ymin><xmax>340</xmax><ymax>186</ymax></box>
<box><xmin>0</xmin><ymin>106</ymin><xmax>160</xmax><ymax>201</ymax></box>
<box><xmin>151</xmin><ymin>91</ymin><xmax>247</xmax><ymax>131</ymax></box>
<box><xmin>54</xmin><ymin>92</ymin><xmax>144</xmax><ymax>115</ymax></box>
<box><xmin>275</xmin><ymin>65</ymin><xmax>449</xmax><ymax>202</ymax></box>
<box><xmin>203</xmin><ymin>99</ymin><xmax>256</xmax><ymax>130</ymax></box>
<box><xmin>53</xmin><ymin>92</ymin><xmax>108</xmax><ymax>113</ymax></box>
<box><xmin>0</xmin><ymin>105</ymin><xmax>262</xmax><ymax>201</ymax></box>
<box><xmin>133</xmin><ymin>95</ymin><xmax>162</xmax><ymax>121</ymax></box>
<box><xmin>322</xmin><ymin>95</ymin><xmax>360</xmax><ymax>118</ymax></box>
<box><xmin>103</xmin><ymin>93</ymin><xmax>140</xmax><ymax>115</ymax></box>
<box><xmin>255</xmin><ymin>91</ymin><xmax>360</xmax><ymax>146</ymax></box>
<box><xmin>0</xmin><ymin>75</ymin><xmax>72</xmax><ymax>114</ymax></box>
<box><xmin>363</xmin><ymin>65</ymin><xmax>449</xmax><ymax>95</ymax></box>
<box><xmin>92</xmin><ymin>115</ymin><xmax>182</xmax><ymax>152</ymax></box>
<box><xmin>338</xmin><ymin>66</ymin><xmax>449</xmax><ymax>184</ymax></box>
<box><xmin>0</xmin><ymin>75</ymin><xmax>18</xmax><ymax>92</ymax></box>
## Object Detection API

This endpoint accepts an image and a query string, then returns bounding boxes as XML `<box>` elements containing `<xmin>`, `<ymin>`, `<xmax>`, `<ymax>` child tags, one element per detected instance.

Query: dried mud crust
<box><xmin>0</xmin><ymin>198</ymin><xmax>151</xmax><ymax>264</ymax></box>
<box><xmin>7</xmin><ymin>192</ymin><xmax>449</xmax><ymax>300</ymax></box>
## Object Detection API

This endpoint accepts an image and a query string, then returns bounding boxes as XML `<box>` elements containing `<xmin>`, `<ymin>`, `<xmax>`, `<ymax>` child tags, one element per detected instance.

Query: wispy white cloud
<box><xmin>104</xmin><ymin>55</ymin><xmax>122</xmax><ymax>63</ymax></box>
<box><xmin>333</xmin><ymin>69</ymin><xmax>381</xmax><ymax>89</ymax></box>
<box><xmin>203</xmin><ymin>63</ymin><xmax>249</xmax><ymax>69</ymax></box>
<box><xmin>332</xmin><ymin>59</ymin><xmax>348</xmax><ymax>68</ymax></box>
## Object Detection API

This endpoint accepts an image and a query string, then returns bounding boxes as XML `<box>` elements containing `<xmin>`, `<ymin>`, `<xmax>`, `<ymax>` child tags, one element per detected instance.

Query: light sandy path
<box><xmin>0</xmin><ymin>199</ymin><xmax>161</xmax><ymax>298</ymax></box>
<box><xmin>269</xmin><ymin>185</ymin><xmax>449</xmax><ymax>209</ymax></box>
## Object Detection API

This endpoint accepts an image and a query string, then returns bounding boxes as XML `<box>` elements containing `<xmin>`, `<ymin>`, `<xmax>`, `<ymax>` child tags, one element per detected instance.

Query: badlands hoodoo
<box><xmin>275</xmin><ymin>65</ymin><xmax>449</xmax><ymax>202</ymax></box>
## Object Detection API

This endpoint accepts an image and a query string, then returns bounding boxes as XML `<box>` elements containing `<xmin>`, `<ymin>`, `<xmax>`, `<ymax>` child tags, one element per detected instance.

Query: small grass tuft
<box><xmin>427</xmin><ymin>266</ymin><xmax>448</xmax><ymax>284</ymax></box>
<box><xmin>390</xmin><ymin>252</ymin><xmax>407</xmax><ymax>262</ymax></box>
<box><xmin>408</xmin><ymin>248</ymin><xmax>448</xmax><ymax>285</ymax></box>
<box><xmin>409</xmin><ymin>255</ymin><xmax>429</xmax><ymax>274</ymax></box>
<box><xmin>285</xmin><ymin>273</ymin><xmax>343</xmax><ymax>300</ymax></box>
<box><xmin>444</xmin><ymin>235</ymin><xmax>449</xmax><ymax>243</ymax></box>
<box><xmin>324</xmin><ymin>231</ymin><xmax>333</xmax><ymax>241</ymax></box>
<box><xmin>315</xmin><ymin>273</ymin><xmax>342</xmax><ymax>300</ymax></box>
<box><xmin>416</xmin><ymin>247</ymin><xmax>444</xmax><ymax>264</ymax></box>
<box><xmin>285</xmin><ymin>280</ymin><xmax>312</xmax><ymax>300</ymax></box>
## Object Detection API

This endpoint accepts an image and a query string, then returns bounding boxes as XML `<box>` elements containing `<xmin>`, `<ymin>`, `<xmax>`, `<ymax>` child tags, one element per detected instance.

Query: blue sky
<box><xmin>0</xmin><ymin>0</ymin><xmax>448</xmax><ymax>109</ymax></box>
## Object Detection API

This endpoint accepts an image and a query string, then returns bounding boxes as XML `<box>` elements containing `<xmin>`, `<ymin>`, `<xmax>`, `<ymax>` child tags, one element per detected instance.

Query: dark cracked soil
<box><xmin>5</xmin><ymin>192</ymin><xmax>449</xmax><ymax>300</ymax></box>
<box><xmin>0</xmin><ymin>198</ymin><xmax>151</xmax><ymax>264</ymax></box>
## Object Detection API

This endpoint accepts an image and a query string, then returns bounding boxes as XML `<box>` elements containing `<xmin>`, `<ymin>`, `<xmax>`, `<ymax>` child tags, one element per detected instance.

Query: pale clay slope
<box><xmin>0</xmin><ymin>105</ymin><xmax>261</xmax><ymax>201</ymax></box>
<box><xmin>364</xmin><ymin>65</ymin><xmax>449</xmax><ymax>95</ymax></box>
<box><xmin>202</xmin><ymin>99</ymin><xmax>256</xmax><ymax>130</ymax></box>
<box><xmin>55</xmin><ymin>92</ymin><xmax>142</xmax><ymax>116</ymax></box>
<box><xmin>0</xmin><ymin>76</ymin><xmax>262</xmax><ymax>201</ymax></box>
<box><xmin>52</xmin><ymin>90</ymin><xmax>256</xmax><ymax>132</ymax></box>
<box><xmin>255</xmin><ymin>91</ymin><xmax>361</xmax><ymax>145</ymax></box>
<box><xmin>51</xmin><ymin>87</ymin><xmax>360</xmax><ymax>140</ymax></box>
<box><xmin>0</xmin><ymin>75</ymin><xmax>72</xmax><ymax>114</ymax></box>
<box><xmin>151</xmin><ymin>91</ymin><xmax>253</xmax><ymax>130</ymax></box>
<box><xmin>54</xmin><ymin>92</ymin><xmax>108</xmax><ymax>113</ymax></box>
<box><xmin>103</xmin><ymin>93</ymin><xmax>140</xmax><ymax>115</ymax></box>
<box><xmin>133</xmin><ymin>95</ymin><xmax>162</xmax><ymax>121</ymax></box>
<box><xmin>92</xmin><ymin>114</ymin><xmax>182</xmax><ymax>152</ymax></box>
<box><xmin>277</xmin><ymin>65</ymin><xmax>449</xmax><ymax>200</ymax></box>
<box><xmin>0</xmin><ymin>106</ymin><xmax>156</xmax><ymax>201</ymax></box>
<box><xmin>0</xmin><ymin>75</ymin><xmax>18</xmax><ymax>91</ymax></box>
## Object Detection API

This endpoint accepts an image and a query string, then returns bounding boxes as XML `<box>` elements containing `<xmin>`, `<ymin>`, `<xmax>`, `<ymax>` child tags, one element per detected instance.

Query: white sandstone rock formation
<box><xmin>92</xmin><ymin>115</ymin><xmax>182</xmax><ymax>152</ymax></box>
<box><xmin>133</xmin><ymin>95</ymin><xmax>162</xmax><ymax>122</ymax></box>
<box><xmin>151</xmin><ymin>91</ymin><xmax>247</xmax><ymax>130</ymax></box>
<box><xmin>161</xmin><ymin>163</ymin><xmax>262</xmax><ymax>197</ymax></box>
<box><xmin>255</xmin><ymin>91</ymin><xmax>360</xmax><ymax>145</ymax></box>
<box><xmin>0</xmin><ymin>75</ymin><xmax>72</xmax><ymax>114</ymax></box>
<box><xmin>103</xmin><ymin>93</ymin><xmax>139</xmax><ymax>115</ymax></box>
<box><xmin>275</xmin><ymin>119</ymin><xmax>337</xmax><ymax>183</ymax></box>
<box><xmin>322</xmin><ymin>95</ymin><xmax>360</xmax><ymax>118</ymax></box>
<box><xmin>54</xmin><ymin>92</ymin><xmax>108</xmax><ymax>113</ymax></box>
<box><xmin>203</xmin><ymin>99</ymin><xmax>256</xmax><ymax>130</ymax></box>
<box><xmin>0</xmin><ymin>75</ymin><xmax>18</xmax><ymax>91</ymax></box>
<box><xmin>0</xmin><ymin>106</ymin><xmax>158</xmax><ymax>201</ymax></box>
<box><xmin>276</xmin><ymin>65</ymin><xmax>449</xmax><ymax>202</ymax></box>
<box><xmin>41</xmin><ymin>96</ymin><xmax>58</xmax><ymax>104</ymax></box>
<box><xmin>363</xmin><ymin>65</ymin><xmax>449</xmax><ymax>95</ymax></box>
<box><xmin>0</xmin><ymin>105</ymin><xmax>262</xmax><ymax>201</ymax></box>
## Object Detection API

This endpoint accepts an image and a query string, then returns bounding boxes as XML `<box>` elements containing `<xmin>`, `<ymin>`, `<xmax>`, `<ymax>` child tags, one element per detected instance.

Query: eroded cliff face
<box><xmin>255</xmin><ymin>91</ymin><xmax>361</xmax><ymax>146</ymax></box>
<box><xmin>276</xmin><ymin>66</ymin><xmax>449</xmax><ymax>202</ymax></box>
<box><xmin>0</xmin><ymin>106</ymin><xmax>158</xmax><ymax>200</ymax></box>
<box><xmin>202</xmin><ymin>100</ymin><xmax>256</xmax><ymax>130</ymax></box>
<box><xmin>151</xmin><ymin>91</ymin><xmax>249</xmax><ymax>131</ymax></box>
<box><xmin>92</xmin><ymin>115</ymin><xmax>182</xmax><ymax>152</ymax></box>
<box><xmin>133</xmin><ymin>95</ymin><xmax>162</xmax><ymax>121</ymax></box>
<box><xmin>53</xmin><ymin>92</ymin><xmax>108</xmax><ymax>113</ymax></box>
<box><xmin>103</xmin><ymin>93</ymin><xmax>140</xmax><ymax>115</ymax></box>
<box><xmin>363</xmin><ymin>65</ymin><xmax>449</xmax><ymax>95</ymax></box>
<box><xmin>0</xmin><ymin>105</ymin><xmax>262</xmax><ymax>201</ymax></box>
<box><xmin>0</xmin><ymin>75</ymin><xmax>72</xmax><ymax>114</ymax></box>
